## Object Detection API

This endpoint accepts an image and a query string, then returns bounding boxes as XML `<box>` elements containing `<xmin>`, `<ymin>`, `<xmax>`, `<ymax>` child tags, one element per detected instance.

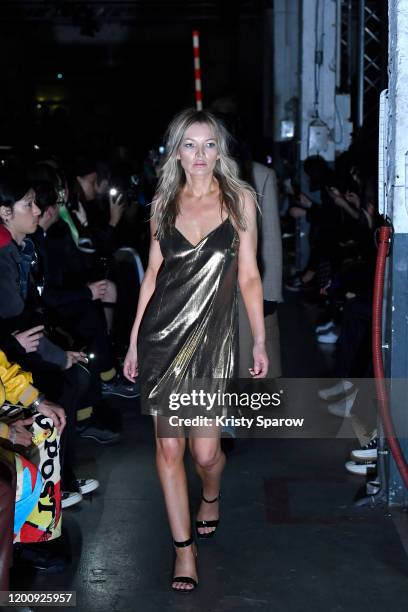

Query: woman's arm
<box><xmin>237</xmin><ymin>192</ymin><xmax>268</xmax><ymax>378</ymax></box>
<box><xmin>123</xmin><ymin>215</ymin><xmax>163</xmax><ymax>381</ymax></box>
<box><xmin>335</xmin><ymin>197</ymin><xmax>359</xmax><ymax>220</ymax></box>
<box><xmin>327</xmin><ymin>188</ymin><xmax>359</xmax><ymax>220</ymax></box>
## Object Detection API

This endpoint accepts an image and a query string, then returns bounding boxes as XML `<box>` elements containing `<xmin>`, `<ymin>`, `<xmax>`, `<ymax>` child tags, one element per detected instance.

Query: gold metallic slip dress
<box><xmin>138</xmin><ymin>217</ymin><xmax>239</xmax><ymax>416</ymax></box>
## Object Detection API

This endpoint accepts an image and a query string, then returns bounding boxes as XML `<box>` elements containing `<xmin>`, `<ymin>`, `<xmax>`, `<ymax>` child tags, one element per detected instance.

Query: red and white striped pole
<box><xmin>192</xmin><ymin>30</ymin><xmax>203</xmax><ymax>110</ymax></box>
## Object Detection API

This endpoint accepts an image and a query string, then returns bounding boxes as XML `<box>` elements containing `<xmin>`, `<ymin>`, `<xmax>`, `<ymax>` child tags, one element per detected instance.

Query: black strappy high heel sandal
<box><xmin>195</xmin><ymin>491</ymin><xmax>220</xmax><ymax>539</ymax></box>
<box><xmin>172</xmin><ymin>536</ymin><xmax>198</xmax><ymax>593</ymax></box>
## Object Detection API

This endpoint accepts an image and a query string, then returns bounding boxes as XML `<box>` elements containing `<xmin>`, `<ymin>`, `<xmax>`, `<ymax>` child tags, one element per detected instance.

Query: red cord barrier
<box><xmin>372</xmin><ymin>225</ymin><xmax>408</xmax><ymax>488</ymax></box>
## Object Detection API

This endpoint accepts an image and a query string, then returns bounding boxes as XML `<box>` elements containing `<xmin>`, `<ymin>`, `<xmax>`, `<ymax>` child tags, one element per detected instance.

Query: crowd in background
<box><xmin>0</xmin><ymin>122</ymin><xmax>381</xmax><ymax>589</ymax></box>
<box><xmin>283</xmin><ymin>144</ymin><xmax>379</xmax><ymax>478</ymax></box>
<box><xmin>0</xmin><ymin>147</ymin><xmax>152</xmax><ymax>585</ymax></box>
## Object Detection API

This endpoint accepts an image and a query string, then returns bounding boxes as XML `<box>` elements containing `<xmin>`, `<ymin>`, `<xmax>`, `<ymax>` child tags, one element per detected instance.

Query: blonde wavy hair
<box><xmin>152</xmin><ymin>108</ymin><xmax>257</xmax><ymax>238</ymax></box>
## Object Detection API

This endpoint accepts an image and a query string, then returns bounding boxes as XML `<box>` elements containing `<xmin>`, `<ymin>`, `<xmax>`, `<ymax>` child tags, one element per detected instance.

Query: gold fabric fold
<box><xmin>138</xmin><ymin>218</ymin><xmax>239</xmax><ymax>416</ymax></box>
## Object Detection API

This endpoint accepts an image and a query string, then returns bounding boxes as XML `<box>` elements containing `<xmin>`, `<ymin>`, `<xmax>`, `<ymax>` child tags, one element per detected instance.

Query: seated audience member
<box><xmin>0</xmin><ymin>164</ymin><xmax>104</xmax><ymax>504</ymax></box>
<box><xmin>70</xmin><ymin>157</ymin><xmax>125</xmax><ymax>259</ymax></box>
<box><xmin>71</xmin><ymin>155</ymin><xmax>147</xmax><ymax>268</ymax></box>
<box><xmin>0</xmin><ymin>348</ymin><xmax>67</xmax><ymax>580</ymax></box>
<box><xmin>312</xmin><ymin>159</ymin><xmax>379</xmax><ymax>475</ymax></box>
<box><xmin>30</xmin><ymin>165</ymin><xmax>138</xmax><ymax>399</ymax></box>
<box><xmin>286</xmin><ymin>155</ymin><xmax>345</xmax><ymax>292</ymax></box>
<box><xmin>322</xmin><ymin>172</ymin><xmax>378</xmax><ymax>409</ymax></box>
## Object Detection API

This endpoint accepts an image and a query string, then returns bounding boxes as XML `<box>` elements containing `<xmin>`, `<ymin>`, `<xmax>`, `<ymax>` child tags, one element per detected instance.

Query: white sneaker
<box><xmin>327</xmin><ymin>388</ymin><xmax>358</xmax><ymax>417</ymax></box>
<box><xmin>345</xmin><ymin>460</ymin><xmax>377</xmax><ymax>476</ymax></box>
<box><xmin>61</xmin><ymin>491</ymin><xmax>83</xmax><ymax>509</ymax></box>
<box><xmin>315</xmin><ymin>320</ymin><xmax>334</xmax><ymax>333</ymax></box>
<box><xmin>317</xmin><ymin>330</ymin><xmax>339</xmax><ymax>344</ymax></box>
<box><xmin>76</xmin><ymin>478</ymin><xmax>100</xmax><ymax>495</ymax></box>
<box><xmin>318</xmin><ymin>379</ymin><xmax>353</xmax><ymax>400</ymax></box>
<box><xmin>351</xmin><ymin>437</ymin><xmax>377</xmax><ymax>462</ymax></box>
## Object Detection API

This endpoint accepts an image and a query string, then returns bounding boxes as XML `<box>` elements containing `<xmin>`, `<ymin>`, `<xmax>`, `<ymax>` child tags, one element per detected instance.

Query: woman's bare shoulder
<box><xmin>238</xmin><ymin>188</ymin><xmax>257</xmax><ymax>221</ymax></box>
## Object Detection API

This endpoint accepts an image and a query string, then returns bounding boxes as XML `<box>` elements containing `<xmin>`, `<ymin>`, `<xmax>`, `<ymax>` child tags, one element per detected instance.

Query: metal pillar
<box><xmin>299</xmin><ymin>0</ymin><xmax>338</xmax><ymax>162</ymax></box>
<box><xmin>357</xmin><ymin>0</ymin><xmax>365</xmax><ymax>127</ymax></box>
<box><xmin>384</xmin><ymin>0</ymin><xmax>408</xmax><ymax>506</ymax></box>
<box><xmin>339</xmin><ymin>0</ymin><xmax>354</xmax><ymax>92</ymax></box>
<box><xmin>264</xmin><ymin>0</ymin><xmax>299</xmax><ymax>143</ymax></box>
<box><xmin>356</xmin><ymin>0</ymin><xmax>387</xmax><ymax>132</ymax></box>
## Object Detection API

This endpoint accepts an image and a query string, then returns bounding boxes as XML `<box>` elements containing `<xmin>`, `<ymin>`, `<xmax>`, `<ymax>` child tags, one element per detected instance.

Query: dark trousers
<box><xmin>339</xmin><ymin>295</ymin><xmax>372</xmax><ymax>378</ymax></box>
<box><xmin>51</xmin><ymin>300</ymin><xmax>114</xmax><ymax>374</ymax></box>
<box><xmin>31</xmin><ymin>364</ymin><xmax>90</xmax><ymax>487</ymax></box>
<box><xmin>13</xmin><ymin>355</ymin><xmax>91</xmax><ymax>488</ymax></box>
<box><xmin>0</xmin><ymin>456</ymin><xmax>16</xmax><ymax>590</ymax></box>
<box><xmin>49</xmin><ymin>300</ymin><xmax>116</xmax><ymax>411</ymax></box>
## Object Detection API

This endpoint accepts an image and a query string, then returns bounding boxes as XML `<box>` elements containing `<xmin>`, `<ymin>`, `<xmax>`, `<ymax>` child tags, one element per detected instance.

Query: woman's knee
<box><xmin>156</xmin><ymin>438</ymin><xmax>185</xmax><ymax>467</ymax></box>
<box><xmin>190</xmin><ymin>443</ymin><xmax>221</xmax><ymax>469</ymax></box>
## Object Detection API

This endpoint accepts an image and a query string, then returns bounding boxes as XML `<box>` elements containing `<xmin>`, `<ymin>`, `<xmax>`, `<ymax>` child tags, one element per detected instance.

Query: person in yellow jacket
<box><xmin>0</xmin><ymin>349</ymin><xmax>66</xmax><ymax>586</ymax></box>
<box><xmin>0</xmin><ymin>349</ymin><xmax>66</xmax><ymax>442</ymax></box>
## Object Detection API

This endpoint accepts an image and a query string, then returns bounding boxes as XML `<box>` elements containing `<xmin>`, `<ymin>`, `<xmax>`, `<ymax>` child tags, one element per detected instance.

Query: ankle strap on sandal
<box><xmin>202</xmin><ymin>491</ymin><xmax>221</xmax><ymax>504</ymax></box>
<box><xmin>173</xmin><ymin>535</ymin><xmax>194</xmax><ymax>548</ymax></box>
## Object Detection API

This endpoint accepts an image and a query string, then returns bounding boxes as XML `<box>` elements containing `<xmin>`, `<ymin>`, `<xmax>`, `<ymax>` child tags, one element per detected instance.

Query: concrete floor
<box><xmin>10</xmin><ymin>291</ymin><xmax>408</xmax><ymax>612</ymax></box>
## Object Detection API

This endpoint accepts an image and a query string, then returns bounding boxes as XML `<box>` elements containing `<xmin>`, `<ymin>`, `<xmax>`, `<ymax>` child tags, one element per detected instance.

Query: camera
<box><xmin>109</xmin><ymin>174</ymin><xmax>140</xmax><ymax>205</ymax></box>
<box><xmin>83</xmin><ymin>352</ymin><xmax>96</xmax><ymax>364</ymax></box>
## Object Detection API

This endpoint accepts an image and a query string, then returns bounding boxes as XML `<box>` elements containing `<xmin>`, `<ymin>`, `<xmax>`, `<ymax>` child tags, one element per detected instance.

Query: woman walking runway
<box><xmin>124</xmin><ymin>108</ymin><xmax>268</xmax><ymax>592</ymax></box>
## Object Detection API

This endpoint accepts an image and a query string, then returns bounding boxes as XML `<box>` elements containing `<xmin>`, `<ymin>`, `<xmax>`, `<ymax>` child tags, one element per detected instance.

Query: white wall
<box><xmin>387</xmin><ymin>0</ymin><xmax>408</xmax><ymax>233</ymax></box>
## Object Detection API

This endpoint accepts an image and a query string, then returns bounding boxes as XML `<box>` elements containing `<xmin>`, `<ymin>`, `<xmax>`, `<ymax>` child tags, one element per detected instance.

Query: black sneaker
<box><xmin>285</xmin><ymin>274</ymin><xmax>302</xmax><ymax>291</ymax></box>
<box><xmin>66</xmin><ymin>477</ymin><xmax>100</xmax><ymax>495</ymax></box>
<box><xmin>13</xmin><ymin>543</ymin><xmax>68</xmax><ymax>573</ymax></box>
<box><xmin>77</xmin><ymin>422</ymin><xmax>121</xmax><ymax>444</ymax></box>
<box><xmin>101</xmin><ymin>374</ymin><xmax>140</xmax><ymax>399</ymax></box>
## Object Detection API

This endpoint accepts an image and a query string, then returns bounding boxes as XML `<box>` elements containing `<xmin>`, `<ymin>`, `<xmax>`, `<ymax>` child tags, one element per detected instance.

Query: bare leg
<box><xmin>154</xmin><ymin>417</ymin><xmax>197</xmax><ymax>590</ymax></box>
<box><xmin>189</xmin><ymin>426</ymin><xmax>225</xmax><ymax>536</ymax></box>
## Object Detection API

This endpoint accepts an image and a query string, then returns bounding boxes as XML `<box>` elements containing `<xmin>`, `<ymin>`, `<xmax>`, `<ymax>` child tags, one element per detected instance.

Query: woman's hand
<box><xmin>9</xmin><ymin>417</ymin><xmax>34</xmax><ymax>447</ymax></box>
<box><xmin>249</xmin><ymin>343</ymin><xmax>269</xmax><ymax>379</ymax></box>
<box><xmin>123</xmin><ymin>346</ymin><xmax>138</xmax><ymax>382</ymax></box>
<box><xmin>87</xmin><ymin>280</ymin><xmax>108</xmax><ymax>300</ymax></box>
<box><xmin>64</xmin><ymin>351</ymin><xmax>88</xmax><ymax>370</ymax></box>
<box><xmin>298</xmin><ymin>193</ymin><xmax>312</xmax><ymax>208</ymax></box>
<box><xmin>37</xmin><ymin>399</ymin><xmax>66</xmax><ymax>435</ymax></box>
<box><xmin>328</xmin><ymin>192</ymin><xmax>347</xmax><ymax>208</ymax></box>
<box><xmin>327</xmin><ymin>187</ymin><xmax>348</xmax><ymax>208</ymax></box>
<box><xmin>345</xmin><ymin>191</ymin><xmax>361</xmax><ymax>208</ymax></box>
<box><xmin>72</xmin><ymin>201</ymin><xmax>88</xmax><ymax>227</ymax></box>
<box><xmin>12</xmin><ymin>325</ymin><xmax>44</xmax><ymax>353</ymax></box>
